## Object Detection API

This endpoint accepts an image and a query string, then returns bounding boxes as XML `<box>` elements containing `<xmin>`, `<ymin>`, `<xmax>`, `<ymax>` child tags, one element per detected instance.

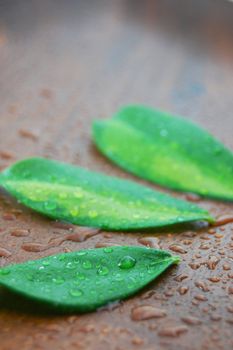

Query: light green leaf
<box><xmin>93</xmin><ymin>105</ymin><xmax>233</xmax><ymax>200</ymax></box>
<box><xmin>0</xmin><ymin>246</ymin><xmax>180</xmax><ymax>312</ymax></box>
<box><xmin>0</xmin><ymin>157</ymin><xmax>213</xmax><ymax>230</ymax></box>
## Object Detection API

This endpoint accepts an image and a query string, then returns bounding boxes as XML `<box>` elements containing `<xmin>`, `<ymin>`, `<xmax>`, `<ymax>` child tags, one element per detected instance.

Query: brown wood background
<box><xmin>0</xmin><ymin>1</ymin><xmax>233</xmax><ymax>349</ymax></box>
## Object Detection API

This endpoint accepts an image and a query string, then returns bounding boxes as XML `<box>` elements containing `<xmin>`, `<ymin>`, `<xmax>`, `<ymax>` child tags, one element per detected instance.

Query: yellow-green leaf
<box><xmin>93</xmin><ymin>105</ymin><xmax>233</xmax><ymax>200</ymax></box>
<box><xmin>0</xmin><ymin>157</ymin><xmax>213</xmax><ymax>230</ymax></box>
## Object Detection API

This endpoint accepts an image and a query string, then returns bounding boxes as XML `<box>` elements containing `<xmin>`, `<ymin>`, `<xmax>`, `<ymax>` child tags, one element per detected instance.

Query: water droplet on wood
<box><xmin>131</xmin><ymin>305</ymin><xmax>167</xmax><ymax>321</ymax></box>
<box><xmin>102</xmin><ymin>233</ymin><xmax>112</xmax><ymax>239</ymax></box>
<box><xmin>158</xmin><ymin>325</ymin><xmax>188</xmax><ymax>337</ymax></box>
<box><xmin>3</xmin><ymin>213</ymin><xmax>15</xmax><ymax>221</ymax></box>
<box><xmin>45</xmin><ymin>323</ymin><xmax>63</xmax><ymax>332</ymax></box>
<box><xmin>78</xmin><ymin>324</ymin><xmax>95</xmax><ymax>333</ymax></box>
<box><xmin>64</xmin><ymin>228</ymin><xmax>100</xmax><ymax>243</ymax></box>
<box><xmin>141</xmin><ymin>290</ymin><xmax>155</xmax><ymax>300</ymax></box>
<box><xmin>195</xmin><ymin>280</ymin><xmax>210</xmax><ymax>292</ymax></box>
<box><xmin>52</xmin><ymin>221</ymin><xmax>74</xmax><ymax>231</ymax></box>
<box><xmin>21</xmin><ymin>242</ymin><xmax>51</xmax><ymax>252</ymax></box>
<box><xmin>200</xmin><ymin>235</ymin><xmax>210</xmax><ymax>241</ymax></box>
<box><xmin>178</xmin><ymin>286</ymin><xmax>189</xmax><ymax>295</ymax></box>
<box><xmin>131</xmin><ymin>337</ymin><xmax>144</xmax><ymax>346</ymax></box>
<box><xmin>174</xmin><ymin>274</ymin><xmax>188</xmax><ymax>282</ymax></box>
<box><xmin>226</xmin><ymin>319</ymin><xmax>233</xmax><ymax>325</ymax></box>
<box><xmin>214</xmin><ymin>233</ymin><xmax>224</xmax><ymax>239</ymax></box>
<box><xmin>210</xmin><ymin>314</ymin><xmax>222</xmax><ymax>321</ymax></box>
<box><xmin>183</xmin><ymin>231</ymin><xmax>197</xmax><ymax>238</ymax></box>
<box><xmin>208</xmin><ymin>276</ymin><xmax>220</xmax><ymax>283</ymax></box>
<box><xmin>182</xmin><ymin>239</ymin><xmax>192</xmax><ymax>245</ymax></box>
<box><xmin>10</xmin><ymin>229</ymin><xmax>30</xmax><ymax>237</ymax></box>
<box><xmin>227</xmin><ymin>306</ymin><xmax>233</xmax><ymax>313</ymax></box>
<box><xmin>138</xmin><ymin>237</ymin><xmax>160</xmax><ymax>249</ymax></box>
<box><xmin>0</xmin><ymin>151</ymin><xmax>14</xmax><ymax>160</ymax></box>
<box><xmin>97</xmin><ymin>300</ymin><xmax>121</xmax><ymax>312</ymax></box>
<box><xmin>208</xmin><ymin>228</ymin><xmax>216</xmax><ymax>234</ymax></box>
<box><xmin>40</xmin><ymin>88</ymin><xmax>53</xmax><ymax>99</ymax></box>
<box><xmin>18</xmin><ymin>129</ymin><xmax>38</xmax><ymax>141</ymax></box>
<box><xmin>194</xmin><ymin>294</ymin><xmax>208</xmax><ymax>302</ymax></box>
<box><xmin>189</xmin><ymin>262</ymin><xmax>201</xmax><ymax>270</ymax></box>
<box><xmin>206</xmin><ymin>256</ymin><xmax>220</xmax><ymax>270</ymax></box>
<box><xmin>164</xmin><ymin>289</ymin><xmax>174</xmax><ymax>297</ymax></box>
<box><xmin>169</xmin><ymin>244</ymin><xmax>187</xmax><ymax>254</ymax></box>
<box><xmin>181</xmin><ymin>316</ymin><xmax>202</xmax><ymax>325</ymax></box>
<box><xmin>223</xmin><ymin>263</ymin><xmax>231</xmax><ymax>271</ymax></box>
<box><xmin>0</xmin><ymin>247</ymin><xmax>12</xmax><ymax>257</ymax></box>
<box><xmin>199</xmin><ymin>243</ymin><xmax>210</xmax><ymax>250</ymax></box>
<box><xmin>49</xmin><ymin>228</ymin><xmax>100</xmax><ymax>246</ymax></box>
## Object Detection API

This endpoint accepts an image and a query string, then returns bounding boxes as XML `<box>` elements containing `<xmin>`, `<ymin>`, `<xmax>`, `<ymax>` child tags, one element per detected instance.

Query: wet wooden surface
<box><xmin>0</xmin><ymin>0</ymin><xmax>233</xmax><ymax>349</ymax></box>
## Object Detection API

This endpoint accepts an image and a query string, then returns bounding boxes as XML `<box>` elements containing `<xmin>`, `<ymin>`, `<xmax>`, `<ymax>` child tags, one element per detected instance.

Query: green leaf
<box><xmin>0</xmin><ymin>157</ymin><xmax>213</xmax><ymax>230</ymax></box>
<box><xmin>93</xmin><ymin>105</ymin><xmax>233</xmax><ymax>201</ymax></box>
<box><xmin>0</xmin><ymin>246</ymin><xmax>180</xmax><ymax>312</ymax></box>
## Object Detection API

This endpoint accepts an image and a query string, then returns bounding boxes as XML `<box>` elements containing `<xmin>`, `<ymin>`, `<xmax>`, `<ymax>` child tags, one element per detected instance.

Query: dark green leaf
<box><xmin>93</xmin><ymin>105</ymin><xmax>233</xmax><ymax>200</ymax></box>
<box><xmin>0</xmin><ymin>246</ymin><xmax>180</xmax><ymax>312</ymax></box>
<box><xmin>0</xmin><ymin>157</ymin><xmax>213</xmax><ymax>230</ymax></box>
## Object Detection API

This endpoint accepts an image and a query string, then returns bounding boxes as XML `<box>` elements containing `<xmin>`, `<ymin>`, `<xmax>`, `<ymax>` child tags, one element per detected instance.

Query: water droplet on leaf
<box><xmin>44</xmin><ymin>201</ymin><xmax>57</xmax><ymax>211</ymax></box>
<box><xmin>118</xmin><ymin>256</ymin><xmax>136</xmax><ymax>270</ymax></box>
<box><xmin>69</xmin><ymin>288</ymin><xmax>83</xmax><ymax>297</ymax></box>
<box><xmin>52</xmin><ymin>277</ymin><xmax>65</xmax><ymax>284</ymax></box>
<box><xmin>103</xmin><ymin>247</ymin><xmax>113</xmax><ymax>253</ymax></box>
<box><xmin>82</xmin><ymin>260</ymin><xmax>92</xmax><ymax>269</ymax></box>
<box><xmin>97</xmin><ymin>266</ymin><xmax>109</xmax><ymax>276</ymax></box>
<box><xmin>76</xmin><ymin>272</ymin><xmax>85</xmax><ymax>280</ymax></box>
<box><xmin>0</xmin><ymin>269</ymin><xmax>11</xmax><ymax>276</ymax></box>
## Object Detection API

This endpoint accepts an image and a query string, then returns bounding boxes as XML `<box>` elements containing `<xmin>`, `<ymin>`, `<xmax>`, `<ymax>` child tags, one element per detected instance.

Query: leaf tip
<box><xmin>207</xmin><ymin>214</ymin><xmax>216</xmax><ymax>225</ymax></box>
<box><xmin>92</xmin><ymin>119</ymin><xmax>104</xmax><ymax>133</ymax></box>
<box><xmin>172</xmin><ymin>255</ymin><xmax>181</xmax><ymax>264</ymax></box>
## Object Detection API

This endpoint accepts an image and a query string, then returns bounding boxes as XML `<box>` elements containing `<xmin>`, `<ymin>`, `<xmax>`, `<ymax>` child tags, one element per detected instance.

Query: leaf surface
<box><xmin>0</xmin><ymin>157</ymin><xmax>213</xmax><ymax>230</ymax></box>
<box><xmin>0</xmin><ymin>246</ymin><xmax>179</xmax><ymax>312</ymax></box>
<box><xmin>93</xmin><ymin>105</ymin><xmax>233</xmax><ymax>200</ymax></box>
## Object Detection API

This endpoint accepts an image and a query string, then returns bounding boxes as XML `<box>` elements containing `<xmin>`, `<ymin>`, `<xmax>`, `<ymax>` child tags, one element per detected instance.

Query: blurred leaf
<box><xmin>93</xmin><ymin>105</ymin><xmax>233</xmax><ymax>200</ymax></box>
